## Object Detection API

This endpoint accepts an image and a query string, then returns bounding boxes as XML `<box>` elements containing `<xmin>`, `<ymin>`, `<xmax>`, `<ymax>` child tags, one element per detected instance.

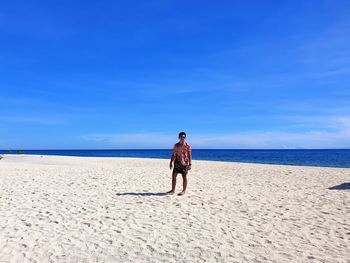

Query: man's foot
<box><xmin>167</xmin><ymin>190</ymin><xmax>175</xmax><ymax>195</ymax></box>
<box><xmin>177</xmin><ymin>191</ymin><xmax>186</xmax><ymax>196</ymax></box>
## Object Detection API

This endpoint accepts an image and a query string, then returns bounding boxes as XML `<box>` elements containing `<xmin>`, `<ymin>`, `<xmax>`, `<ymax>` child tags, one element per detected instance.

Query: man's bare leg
<box><xmin>178</xmin><ymin>174</ymin><xmax>187</xmax><ymax>196</ymax></box>
<box><xmin>167</xmin><ymin>173</ymin><xmax>177</xmax><ymax>194</ymax></box>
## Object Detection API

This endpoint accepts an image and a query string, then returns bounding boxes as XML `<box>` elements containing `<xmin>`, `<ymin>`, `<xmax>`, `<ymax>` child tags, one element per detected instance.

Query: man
<box><xmin>168</xmin><ymin>132</ymin><xmax>192</xmax><ymax>196</ymax></box>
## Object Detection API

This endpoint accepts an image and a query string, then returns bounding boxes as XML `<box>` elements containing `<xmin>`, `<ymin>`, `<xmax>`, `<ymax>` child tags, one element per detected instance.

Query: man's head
<box><xmin>178</xmin><ymin>132</ymin><xmax>186</xmax><ymax>144</ymax></box>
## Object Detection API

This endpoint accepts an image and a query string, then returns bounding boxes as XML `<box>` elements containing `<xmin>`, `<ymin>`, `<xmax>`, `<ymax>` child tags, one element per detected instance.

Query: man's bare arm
<box><xmin>170</xmin><ymin>146</ymin><xmax>176</xmax><ymax>169</ymax></box>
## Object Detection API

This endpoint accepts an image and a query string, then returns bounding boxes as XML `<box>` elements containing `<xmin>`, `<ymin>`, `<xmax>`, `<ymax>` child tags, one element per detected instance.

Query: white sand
<box><xmin>0</xmin><ymin>154</ymin><xmax>349</xmax><ymax>263</ymax></box>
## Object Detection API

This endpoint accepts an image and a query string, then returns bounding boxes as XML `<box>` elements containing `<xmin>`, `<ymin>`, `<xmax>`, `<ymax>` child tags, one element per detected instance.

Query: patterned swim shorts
<box><xmin>173</xmin><ymin>159</ymin><xmax>189</xmax><ymax>175</ymax></box>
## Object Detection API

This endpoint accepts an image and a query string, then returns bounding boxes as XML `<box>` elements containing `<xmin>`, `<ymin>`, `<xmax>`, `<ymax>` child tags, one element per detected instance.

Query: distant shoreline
<box><xmin>2</xmin><ymin>149</ymin><xmax>350</xmax><ymax>169</ymax></box>
<box><xmin>1</xmin><ymin>148</ymin><xmax>350</xmax><ymax>151</ymax></box>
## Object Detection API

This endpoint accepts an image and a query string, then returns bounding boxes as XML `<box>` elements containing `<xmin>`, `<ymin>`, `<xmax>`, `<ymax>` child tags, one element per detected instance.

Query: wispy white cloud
<box><xmin>82</xmin><ymin>116</ymin><xmax>350</xmax><ymax>149</ymax></box>
<box><xmin>0</xmin><ymin>116</ymin><xmax>67</xmax><ymax>125</ymax></box>
<box><xmin>0</xmin><ymin>95</ymin><xmax>113</xmax><ymax>125</ymax></box>
<box><xmin>81</xmin><ymin>132</ymin><xmax>174</xmax><ymax>148</ymax></box>
<box><xmin>0</xmin><ymin>95</ymin><xmax>105</xmax><ymax>114</ymax></box>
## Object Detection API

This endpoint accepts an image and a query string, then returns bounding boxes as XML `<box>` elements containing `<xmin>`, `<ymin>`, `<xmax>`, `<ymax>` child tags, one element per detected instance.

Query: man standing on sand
<box><xmin>168</xmin><ymin>132</ymin><xmax>192</xmax><ymax>196</ymax></box>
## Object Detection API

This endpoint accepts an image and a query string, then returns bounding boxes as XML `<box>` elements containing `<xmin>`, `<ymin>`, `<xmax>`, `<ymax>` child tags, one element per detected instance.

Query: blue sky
<box><xmin>0</xmin><ymin>0</ymin><xmax>349</xmax><ymax>149</ymax></box>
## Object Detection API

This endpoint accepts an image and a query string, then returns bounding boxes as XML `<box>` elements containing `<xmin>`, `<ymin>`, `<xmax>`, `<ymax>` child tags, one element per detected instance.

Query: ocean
<box><xmin>1</xmin><ymin>149</ymin><xmax>350</xmax><ymax>168</ymax></box>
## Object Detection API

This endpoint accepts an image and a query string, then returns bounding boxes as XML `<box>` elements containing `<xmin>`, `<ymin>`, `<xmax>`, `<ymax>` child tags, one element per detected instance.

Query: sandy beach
<box><xmin>0</xmin><ymin>154</ymin><xmax>349</xmax><ymax>263</ymax></box>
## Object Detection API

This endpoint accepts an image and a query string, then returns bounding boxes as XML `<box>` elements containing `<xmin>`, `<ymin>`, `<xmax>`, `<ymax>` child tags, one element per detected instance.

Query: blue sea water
<box><xmin>1</xmin><ymin>149</ymin><xmax>350</xmax><ymax>168</ymax></box>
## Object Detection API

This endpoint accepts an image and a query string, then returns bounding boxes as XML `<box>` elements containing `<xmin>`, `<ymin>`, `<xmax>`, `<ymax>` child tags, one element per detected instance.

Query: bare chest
<box><xmin>176</xmin><ymin>145</ymin><xmax>183</xmax><ymax>156</ymax></box>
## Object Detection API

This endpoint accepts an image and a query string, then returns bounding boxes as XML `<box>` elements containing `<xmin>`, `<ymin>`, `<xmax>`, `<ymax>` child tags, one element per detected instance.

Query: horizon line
<box><xmin>1</xmin><ymin>148</ymin><xmax>350</xmax><ymax>151</ymax></box>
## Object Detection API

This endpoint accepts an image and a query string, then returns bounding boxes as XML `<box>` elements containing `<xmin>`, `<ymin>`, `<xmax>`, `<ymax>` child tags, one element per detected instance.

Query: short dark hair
<box><xmin>178</xmin><ymin>132</ymin><xmax>186</xmax><ymax>137</ymax></box>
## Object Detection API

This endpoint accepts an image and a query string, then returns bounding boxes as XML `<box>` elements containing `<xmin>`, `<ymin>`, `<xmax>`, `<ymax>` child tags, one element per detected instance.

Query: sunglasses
<box><xmin>179</xmin><ymin>136</ymin><xmax>186</xmax><ymax>139</ymax></box>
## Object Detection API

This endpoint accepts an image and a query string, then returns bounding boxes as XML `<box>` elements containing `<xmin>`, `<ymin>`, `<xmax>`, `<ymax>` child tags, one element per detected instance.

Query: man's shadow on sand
<box><xmin>116</xmin><ymin>192</ymin><xmax>168</xmax><ymax>196</ymax></box>
<box><xmin>328</xmin><ymin>182</ymin><xmax>350</xmax><ymax>190</ymax></box>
